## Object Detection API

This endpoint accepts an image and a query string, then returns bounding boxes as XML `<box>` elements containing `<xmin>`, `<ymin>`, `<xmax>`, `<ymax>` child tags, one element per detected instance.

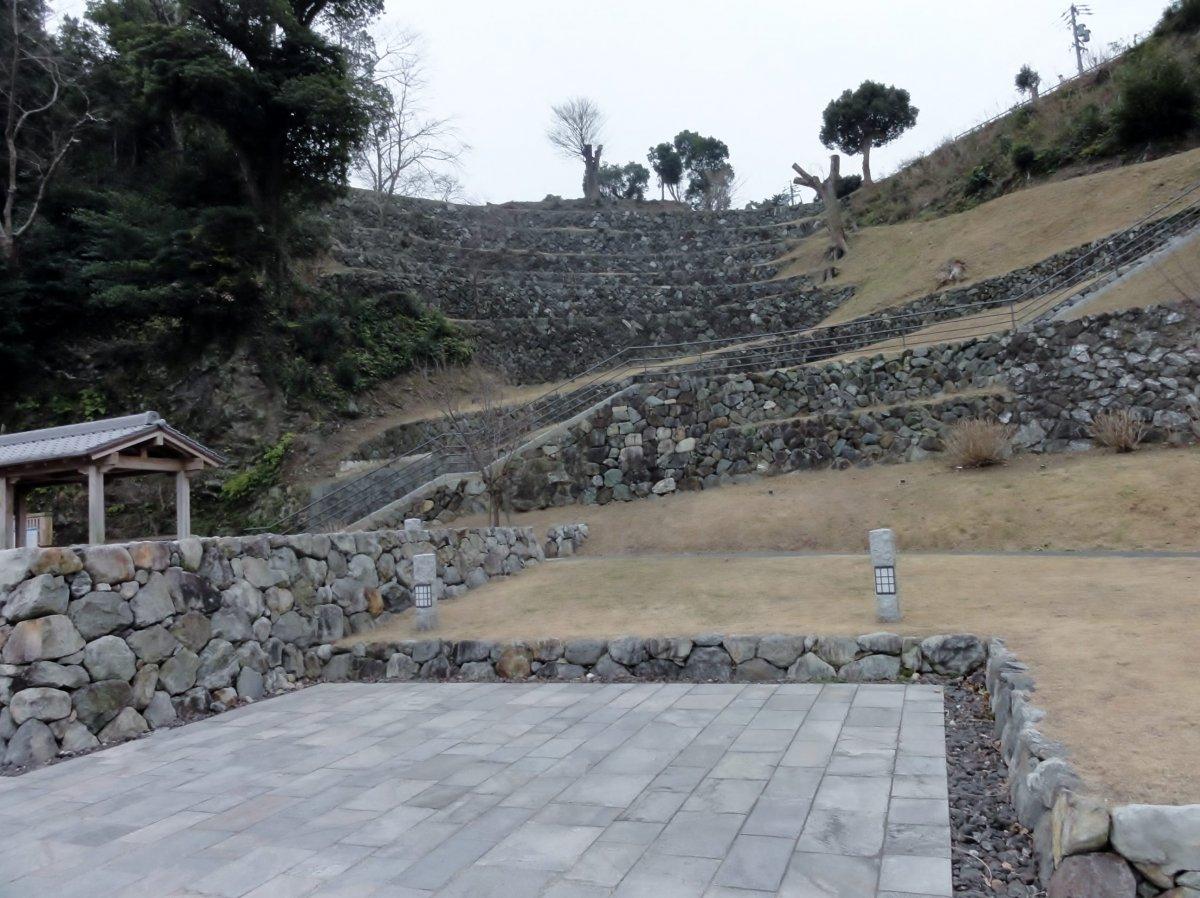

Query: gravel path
<box><xmin>945</xmin><ymin>671</ymin><xmax>1041</xmax><ymax>896</ymax></box>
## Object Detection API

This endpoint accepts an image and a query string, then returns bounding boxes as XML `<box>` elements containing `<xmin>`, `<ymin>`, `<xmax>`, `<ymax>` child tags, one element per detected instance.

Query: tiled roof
<box><xmin>0</xmin><ymin>412</ymin><xmax>222</xmax><ymax>469</ymax></box>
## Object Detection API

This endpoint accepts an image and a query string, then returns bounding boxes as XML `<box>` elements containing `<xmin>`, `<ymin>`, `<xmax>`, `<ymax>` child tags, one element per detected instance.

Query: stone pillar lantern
<box><xmin>413</xmin><ymin>552</ymin><xmax>439</xmax><ymax>631</ymax></box>
<box><xmin>869</xmin><ymin>528</ymin><xmax>902</xmax><ymax>623</ymax></box>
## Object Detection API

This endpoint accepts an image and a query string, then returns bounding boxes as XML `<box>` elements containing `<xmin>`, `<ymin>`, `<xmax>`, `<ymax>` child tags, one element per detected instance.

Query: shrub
<box><xmin>1089</xmin><ymin>408</ymin><xmax>1146</xmax><ymax>452</ymax></box>
<box><xmin>963</xmin><ymin>164</ymin><xmax>994</xmax><ymax>198</ymax></box>
<box><xmin>943</xmin><ymin>419</ymin><xmax>1014</xmax><ymax>468</ymax></box>
<box><xmin>1156</xmin><ymin>0</ymin><xmax>1200</xmax><ymax>36</ymax></box>
<box><xmin>1011</xmin><ymin>143</ymin><xmax>1038</xmax><ymax>175</ymax></box>
<box><xmin>834</xmin><ymin>174</ymin><xmax>862</xmax><ymax>198</ymax></box>
<box><xmin>1112</xmin><ymin>47</ymin><xmax>1198</xmax><ymax>145</ymax></box>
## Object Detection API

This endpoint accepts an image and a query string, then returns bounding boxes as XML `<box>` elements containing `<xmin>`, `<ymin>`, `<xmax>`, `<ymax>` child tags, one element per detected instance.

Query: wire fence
<box><xmin>269</xmin><ymin>178</ymin><xmax>1200</xmax><ymax>535</ymax></box>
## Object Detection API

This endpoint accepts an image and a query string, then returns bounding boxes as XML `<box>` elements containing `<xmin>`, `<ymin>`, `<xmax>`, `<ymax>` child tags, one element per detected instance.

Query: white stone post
<box><xmin>404</xmin><ymin>517</ymin><xmax>423</xmax><ymax>536</ymax></box>
<box><xmin>869</xmin><ymin>528</ymin><xmax>902</xmax><ymax>623</ymax></box>
<box><xmin>413</xmin><ymin>551</ymin><xmax>439</xmax><ymax>631</ymax></box>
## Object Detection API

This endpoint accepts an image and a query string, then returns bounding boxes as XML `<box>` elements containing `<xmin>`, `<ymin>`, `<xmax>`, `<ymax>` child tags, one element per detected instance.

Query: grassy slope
<box><xmin>456</xmin><ymin>446</ymin><xmax>1200</xmax><ymax>554</ymax></box>
<box><xmin>780</xmin><ymin>147</ymin><xmax>1200</xmax><ymax>324</ymax></box>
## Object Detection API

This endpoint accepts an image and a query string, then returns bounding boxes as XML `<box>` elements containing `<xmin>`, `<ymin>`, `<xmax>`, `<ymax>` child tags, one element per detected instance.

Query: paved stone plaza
<box><xmin>0</xmin><ymin>681</ymin><xmax>951</xmax><ymax>897</ymax></box>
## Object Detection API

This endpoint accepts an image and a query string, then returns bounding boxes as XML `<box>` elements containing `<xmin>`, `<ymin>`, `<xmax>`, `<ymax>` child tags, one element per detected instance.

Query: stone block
<box><xmin>170</xmin><ymin>611</ymin><xmax>213</xmax><ymax>653</ymax></box>
<box><xmin>83</xmin><ymin>546</ymin><xmax>135</xmax><ymax>585</ymax></box>
<box><xmin>813</xmin><ymin>636</ymin><xmax>858</xmax><ymax>668</ymax></box>
<box><xmin>1046</xmin><ymin>852</ymin><xmax>1136</xmax><ymax>898</ymax></box>
<box><xmin>920</xmin><ymin>634</ymin><xmax>986</xmax><ymax>675</ymax></box>
<box><xmin>564</xmin><ymin>638</ymin><xmax>606</xmax><ymax>666</ymax></box>
<box><xmin>158</xmin><ymin>649</ymin><xmax>200</xmax><ymax>695</ymax></box>
<box><xmin>683</xmin><ymin>646</ymin><xmax>733</xmax><ymax>681</ymax></box>
<box><xmin>83</xmin><ymin>635</ymin><xmax>137</xmax><ymax>682</ymax></box>
<box><xmin>756</xmin><ymin>635</ymin><xmax>805</xmax><ymax>668</ymax></box>
<box><xmin>3</xmin><ymin>574</ymin><xmax>69</xmax><ymax>622</ymax></box>
<box><xmin>1052</xmin><ymin>792</ymin><xmax>1111</xmax><ymax>864</ymax></box>
<box><xmin>73</xmin><ymin>679</ymin><xmax>133</xmax><ymax>732</ymax></box>
<box><xmin>788</xmin><ymin>653</ymin><xmax>837</xmax><ymax>682</ymax></box>
<box><xmin>9</xmin><ymin>687</ymin><xmax>72</xmax><ymax>724</ymax></box>
<box><xmin>1111</xmin><ymin>804</ymin><xmax>1200</xmax><ymax>876</ymax></box>
<box><xmin>840</xmin><ymin>654</ymin><xmax>901</xmax><ymax>682</ymax></box>
<box><xmin>721</xmin><ymin>635</ymin><xmax>758</xmax><ymax>664</ymax></box>
<box><xmin>98</xmin><ymin>707</ymin><xmax>148</xmax><ymax>744</ymax></box>
<box><xmin>131</xmin><ymin>572</ymin><xmax>174</xmax><ymax>626</ymax></box>
<box><xmin>3</xmin><ymin>615</ymin><xmax>85</xmax><ymax>663</ymax></box>
<box><xmin>3</xmin><ymin>719</ymin><xmax>57</xmax><ymax>767</ymax></box>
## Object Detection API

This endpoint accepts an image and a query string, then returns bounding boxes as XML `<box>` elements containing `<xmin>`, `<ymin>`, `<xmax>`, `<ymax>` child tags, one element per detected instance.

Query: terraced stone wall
<box><xmin>366</xmin><ymin>302</ymin><xmax>1198</xmax><ymax>525</ymax></box>
<box><xmin>0</xmin><ymin>524</ymin><xmax>558</xmax><ymax>768</ymax></box>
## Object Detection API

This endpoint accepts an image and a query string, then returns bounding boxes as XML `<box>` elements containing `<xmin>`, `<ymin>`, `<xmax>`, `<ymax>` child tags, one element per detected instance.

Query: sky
<box><xmin>52</xmin><ymin>0</ymin><xmax>1166</xmax><ymax>205</ymax></box>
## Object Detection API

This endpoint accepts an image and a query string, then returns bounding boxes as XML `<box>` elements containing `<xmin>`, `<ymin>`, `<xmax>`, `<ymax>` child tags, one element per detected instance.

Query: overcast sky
<box><xmin>52</xmin><ymin>0</ymin><xmax>1165</xmax><ymax>205</ymax></box>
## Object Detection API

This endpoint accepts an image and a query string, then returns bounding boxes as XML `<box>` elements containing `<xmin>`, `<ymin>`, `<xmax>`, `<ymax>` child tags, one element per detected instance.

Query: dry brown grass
<box><xmin>1089</xmin><ymin>409</ymin><xmax>1147</xmax><ymax>453</ymax></box>
<box><xmin>1065</xmin><ymin>230</ymin><xmax>1200</xmax><ymax>320</ymax></box>
<box><xmin>359</xmin><ymin>552</ymin><xmax>1200</xmax><ymax>805</ymax></box>
<box><xmin>780</xmin><ymin>148</ymin><xmax>1200</xmax><ymax>324</ymax></box>
<box><xmin>454</xmin><ymin>446</ymin><xmax>1200</xmax><ymax>555</ymax></box>
<box><xmin>942</xmin><ymin>419</ymin><xmax>1014</xmax><ymax>468</ymax></box>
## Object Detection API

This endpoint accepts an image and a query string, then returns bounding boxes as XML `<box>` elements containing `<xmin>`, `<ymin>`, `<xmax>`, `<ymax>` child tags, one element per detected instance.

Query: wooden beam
<box><xmin>176</xmin><ymin>471</ymin><xmax>191</xmax><ymax>539</ymax></box>
<box><xmin>97</xmin><ymin>452</ymin><xmax>196</xmax><ymax>473</ymax></box>
<box><xmin>87</xmin><ymin>464</ymin><xmax>105</xmax><ymax>545</ymax></box>
<box><xmin>14</xmin><ymin>488</ymin><xmax>28</xmax><ymax>548</ymax></box>
<box><xmin>0</xmin><ymin>476</ymin><xmax>11</xmax><ymax>550</ymax></box>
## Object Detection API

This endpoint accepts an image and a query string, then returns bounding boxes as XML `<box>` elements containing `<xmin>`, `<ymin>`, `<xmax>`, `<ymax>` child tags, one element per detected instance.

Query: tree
<box><xmin>113</xmin><ymin>0</ymin><xmax>382</xmax><ymax>261</ymax></box>
<box><xmin>671</xmin><ymin>129</ymin><xmax>733</xmax><ymax>207</ymax></box>
<box><xmin>547</xmin><ymin>96</ymin><xmax>604</xmax><ymax>201</ymax></box>
<box><xmin>819</xmin><ymin>80</ymin><xmax>918</xmax><ymax>186</ymax></box>
<box><xmin>598</xmin><ymin>161</ymin><xmax>649</xmax><ymax>201</ymax></box>
<box><xmin>791</xmin><ymin>154</ymin><xmax>848</xmax><ymax>260</ymax></box>
<box><xmin>416</xmin><ymin>366</ymin><xmax>532</xmax><ymax>527</ymax></box>
<box><xmin>1015</xmin><ymin>65</ymin><xmax>1041</xmax><ymax>102</ymax></box>
<box><xmin>1</xmin><ymin>0</ymin><xmax>92</xmax><ymax>263</ymax></box>
<box><xmin>646</xmin><ymin>141</ymin><xmax>682</xmax><ymax>200</ymax></box>
<box><xmin>341</xmin><ymin>29</ymin><xmax>464</xmax><ymax>224</ymax></box>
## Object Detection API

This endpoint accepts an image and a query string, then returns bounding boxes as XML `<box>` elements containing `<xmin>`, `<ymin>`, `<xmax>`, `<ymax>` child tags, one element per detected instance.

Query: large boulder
<box><xmin>734</xmin><ymin>658</ymin><xmax>784</xmax><ymax>682</ymax></box>
<box><xmin>3</xmin><ymin>574</ymin><xmax>68</xmax><ymax>622</ymax></box>
<box><xmin>83</xmin><ymin>635</ymin><xmax>137</xmax><ymax>682</ymax></box>
<box><xmin>68</xmin><ymin>592</ymin><xmax>133</xmax><ymax>640</ymax></box>
<box><xmin>1046</xmin><ymin>852</ymin><xmax>1136</xmax><ymax>898</ymax></box>
<box><xmin>721</xmin><ymin>636</ymin><xmax>758</xmax><ymax>664</ymax></box>
<box><xmin>170</xmin><ymin>611</ymin><xmax>213</xmax><ymax>653</ymax></box>
<box><xmin>196</xmin><ymin>640</ymin><xmax>240</xmax><ymax>690</ymax></box>
<box><xmin>3</xmin><ymin>719</ymin><xmax>58</xmax><ymax>767</ymax></box>
<box><xmin>97</xmin><ymin>707</ymin><xmax>148</xmax><ymax>744</ymax></box>
<box><xmin>159</xmin><ymin>649</ymin><xmax>200</xmax><ymax>695</ymax></box>
<box><xmin>210</xmin><ymin>608</ymin><xmax>253</xmax><ymax>642</ymax></box>
<box><xmin>3</xmin><ymin>615</ymin><xmax>85</xmax><ymax>663</ymax></box>
<box><xmin>166</xmin><ymin>569</ymin><xmax>221</xmax><ymax>614</ymax></box>
<box><xmin>813</xmin><ymin>636</ymin><xmax>859</xmax><ymax>668</ymax></box>
<box><xmin>683</xmin><ymin>647</ymin><xmax>733</xmax><ymax>681</ymax></box>
<box><xmin>131</xmin><ymin>572</ymin><xmax>174</xmax><ymax>626</ymax></box>
<box><xmin>126</xmin><ymin>626</ymin><xmax>179</xmax><ymax>664</ymax></box>
<box><xmin>143</xmin><ymin>691</ymin><xmax>178</xmax><ymax>728</ymax></box>
<box><xmin>73</xmin><ymin>679</ymin><xmax>133</xmax><ymax>731</ymax></box>
<box><xmin>564</xmin><ymin>638</ymin><xmax>606</xmax><ymax>666</ymax></box>
<box><xmin>1111</xmin><ymin>804</ymin><xmax>1200</xmax><ymax>876</ymax></box>
<box><xmin>607</xmin><ymin>636</ymin><xmax>648</xmax><ymax>667</ymax></box>
<box><xmin>26</xmin><ymin>661</ymin><xmax>89</xmax><ymax>690</ymax></box>
<box><xmin>385</xmin><ymin>653</ymin><xmax>419</xmax><ymax>680</ymax></box>
<box><xmin>840</xmin><ymin>654</ymin><xmax>901</xmax><ymax>682</ymax></box>
<box><xmin>495</xmin><ymin>645</ymin><xmax>532</xmax><ymax>679</ymax></box>
<box><xmin>9</xmin><ymin>687</ymin><xmax>72</xmax><ymax>724</ymax></box>
<box><xmin>756</xmin><ymin>635</ymin><xmax>805</xmax><ymax>668</ymax></box>
<box><xmin>83</xmin><ymin>546</ymin><xmax>135</xmax><ymax>584</ymax></box>
<box><xmin>788</xmin><ymin>653</ymin><xmax>838</xmax><ymax>682</ymax></box>
<box><xmin>127</xmin><ymin>542</ymin><xmax>170</xmax><ymax>572</ymax></box>
<box><xmin>920</xmin><ymin>634</ymin><xmax>986</xmax><ymax>675</ymax></box>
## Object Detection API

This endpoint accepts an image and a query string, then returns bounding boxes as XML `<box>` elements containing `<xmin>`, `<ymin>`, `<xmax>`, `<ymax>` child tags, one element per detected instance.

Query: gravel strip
<box><xmin>945</xmin><ymin>670</ymin><xmax>1042</xmax><ymax>896</ymax></box>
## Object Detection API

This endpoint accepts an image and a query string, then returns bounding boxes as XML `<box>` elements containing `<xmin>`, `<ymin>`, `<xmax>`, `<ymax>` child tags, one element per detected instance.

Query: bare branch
<box><xmin>546</xmin><ymin>96</ymin><xmax>604</xmax><ymax>161</ymax></box>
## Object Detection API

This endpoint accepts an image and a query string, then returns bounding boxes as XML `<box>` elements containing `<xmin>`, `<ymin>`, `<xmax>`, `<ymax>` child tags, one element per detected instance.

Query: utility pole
<box><xmin>1064</xmin><ymin>4</ymin><xmax>1093</xmax><ymax>75</ymax></box>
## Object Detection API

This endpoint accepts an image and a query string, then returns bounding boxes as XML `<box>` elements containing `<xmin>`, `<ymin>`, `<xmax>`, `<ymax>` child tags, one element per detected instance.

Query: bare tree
<box><xmin>547</xmin><ymin>96</ymin><xmax>604</xmax><ymax>201</ymax></box>
<box><xmin>417</xmin><ymin>366</ymin><xmax>532</xmax><ymax>527</ymax></box>
<box><xmin>696</xmin><ymin>166</ymin><xmax>737</xmax><ymax>212</ymax></box>
<box><xmin>792</xmin><ymin>155</ymin><xmax>848</xmax><ymax>261</ymax></box>
<box><xmin>349</xmin><ymin>30</ymin><xmax>465</xmax><ymax>225</ymax></box>
<box><xmin>1</xmin><ymin>0</ymin><xmax>92</xmax><ymax>263</ymax></box>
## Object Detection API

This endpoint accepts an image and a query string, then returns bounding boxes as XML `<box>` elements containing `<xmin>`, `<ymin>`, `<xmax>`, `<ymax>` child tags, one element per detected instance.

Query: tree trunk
<box><xmin>792</xmin><ymin>155</ymin><xmax>848</xmax><ymax>258</ymax></box>
<box><xmin>1031</xmin><ymin>84</ymin><xmax>1040</xmax><ymax>102</ymax></box>
<box><xmin>861</xmin><ymin>139</ymin><xmax>873</xmax><ymax>186</ymax></box>
<box><xmin>582</xmin><ymin>143</ymin><xmax>603</xmax><ymax>201</ymax></box>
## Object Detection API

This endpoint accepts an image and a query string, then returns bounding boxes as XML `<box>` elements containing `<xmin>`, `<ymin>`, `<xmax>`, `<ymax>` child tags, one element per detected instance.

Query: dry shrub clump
<box><xmin>943</xmin><ymin>418</ymin><xmax>1014</xmax><ymax>468</ymax></box>
<box><xmin>1089</xmin><ymin>408</ymin><xmax>1147</xmax><ymax>453</ymax></box>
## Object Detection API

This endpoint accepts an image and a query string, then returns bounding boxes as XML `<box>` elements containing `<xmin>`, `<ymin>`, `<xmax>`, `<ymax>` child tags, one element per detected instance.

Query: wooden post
<box><xmin>87</xmin><ymin>464</ymin><xmax>105</xmax><ymax>545</ymax></box>
<box><xmin>0</xmin><ymin>476</ymin><xmax>11</xmax><ymax>550</ymax></box>
<box><xmin>14</xmin><ymin>488</ymin><xmax>28</xmax><ymax>548</ymax></box>
<box><xmin>175</xmin><ymin>470</ymin><xmax>191</xmax><ymax>539</ymax></box>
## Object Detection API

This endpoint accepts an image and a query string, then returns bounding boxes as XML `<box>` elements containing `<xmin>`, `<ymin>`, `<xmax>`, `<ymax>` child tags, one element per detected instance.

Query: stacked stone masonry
<box><xmin>0</xmin><ymin>524</ymin><xmax>554</xmax><ymax>769</ymax></box>
<box><xmin>325</xmin><ymin>192</ymin><xmax>1198</xmax><ymax>383</ymax></box>
<box><xmin>367</xmin><ymin>302</ymin><xmax>1199</xmax><ymax>525</ymax></box>
<box><xmin>987</xmin><ymin>641</ymin><xmax>1200</xmax><ymax>895</ymax></box>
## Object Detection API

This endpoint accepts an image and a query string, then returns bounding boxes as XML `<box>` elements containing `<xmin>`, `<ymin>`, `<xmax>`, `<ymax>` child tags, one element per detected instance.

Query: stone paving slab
<box><xmin>0</xmin><ymin>682</ymin><xmax>951</xmax><ymax>897</ymax></box>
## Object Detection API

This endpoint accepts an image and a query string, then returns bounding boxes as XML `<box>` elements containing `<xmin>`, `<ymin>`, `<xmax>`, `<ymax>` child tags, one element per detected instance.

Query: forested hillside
<box><xmin>0</xmin><ymin>0</ymin><xmax>469</xmax><ymax>533</ymax></box>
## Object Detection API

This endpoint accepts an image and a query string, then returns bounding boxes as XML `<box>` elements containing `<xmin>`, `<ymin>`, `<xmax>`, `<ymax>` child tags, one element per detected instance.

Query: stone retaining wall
<box><xmin>367</xmin><ymin>302</ymin><xmax>1199</xmax><ymax>524</ymax></box>
<box><xmin>323</xmin><ymin>631</ymin><xmax>988</xmax><ymax>685</ymax></box>
<box><xmin>987</xmin><ymin>641</ymin><xmax>1200</xmax><ymax>895</ymax></box>
<box><xmin>0</xmin><ymin>524</ymin><xmax>551</xmax><ymax>768</ymax></box>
